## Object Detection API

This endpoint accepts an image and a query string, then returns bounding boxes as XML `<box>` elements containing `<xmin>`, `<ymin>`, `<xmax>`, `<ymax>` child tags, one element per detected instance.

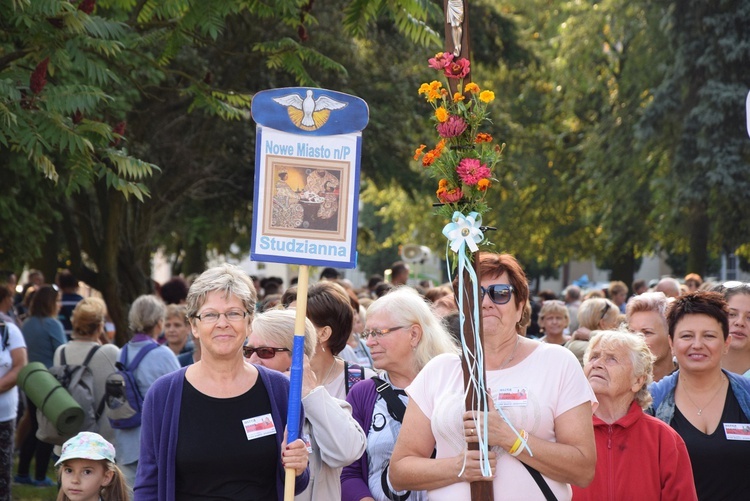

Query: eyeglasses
<box><xmin>479</xmin><ymin>284</ymin><xmax>515</xmax><ymax>305</ymax></box>
<box><xmin>600</xmin><ymin>302</ymin><xmax>612</xmax><ymax>321</ymax></box>
<box><xmin>361</xmin><ymin>325</ymin><xmax>409</xmax><ymax>340</ymax></box>
<box><xmin>242</xmin><ymin>346</ymin><xmax>290</xmax><ymax>359</ymax></box>
<box><xmin>193</xmin><ymin>310</ymin><xmax>249</xmax><ymax>323</ymax></box>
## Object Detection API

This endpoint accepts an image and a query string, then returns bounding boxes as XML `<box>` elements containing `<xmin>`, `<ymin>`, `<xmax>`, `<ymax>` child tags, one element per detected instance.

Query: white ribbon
<box><xmin>442</xmin><ymin>211</ymin><xmax>484</xmax><ymax>253</ymax></box>
<box><xmin>443</xmin><ymin>211</ymin><xmax>493</xmax><ymax>478</ymax></box>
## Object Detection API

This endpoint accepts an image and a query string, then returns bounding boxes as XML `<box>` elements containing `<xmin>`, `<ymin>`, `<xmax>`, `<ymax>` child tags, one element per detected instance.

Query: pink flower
<box><xmin>457</xmin><ymin>158</ymin><xmax>491</xmax><ymax>185</ymax></box>
<box><xmin>436</xmin><ymin>115</ymin><xmax>467</xmax><ymax>138</ymax></box>
<box><xmin>428</xmin><ymin>52</ymin><xmax>454</xmax><ymax>70</ymax></box>
<box><xmin>444</xmin><ymin>58</ymin><xmax>470</xmax><ymax>79</ymax></box>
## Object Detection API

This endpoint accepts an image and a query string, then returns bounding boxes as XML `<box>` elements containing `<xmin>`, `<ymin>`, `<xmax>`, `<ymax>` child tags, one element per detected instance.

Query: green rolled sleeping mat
<box><xmin>18</xmin><ymin>362</ymin><xmax>84</xmax><ymax>441</ymax></box>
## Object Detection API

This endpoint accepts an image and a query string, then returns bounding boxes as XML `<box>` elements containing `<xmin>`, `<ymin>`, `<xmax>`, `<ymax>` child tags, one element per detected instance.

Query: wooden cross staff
<box><xmin>443</xmin><ymin>1</ymin><xmax>494</xmax><ymax>500</ymax></box>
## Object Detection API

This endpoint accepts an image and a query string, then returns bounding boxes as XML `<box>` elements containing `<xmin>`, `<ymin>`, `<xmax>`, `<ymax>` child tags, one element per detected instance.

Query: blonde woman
<box><xmin>248</xmin><ymin>309</ymin><xmax>366</xmax><ymax>501</ymax></box>
<box><xmin>565</xmin><ymin>298</ymin><xmax>620</xmax><ymax>365</ymax></box>
<box><xmin>53</xmin><ymin>298</ymin><xmax>119</xmax><ymax>442</ymax></box>
<box><xmin>538</xmin><ymin>301</ymin><xmax>570</xmax><ymax>345</ymax></box>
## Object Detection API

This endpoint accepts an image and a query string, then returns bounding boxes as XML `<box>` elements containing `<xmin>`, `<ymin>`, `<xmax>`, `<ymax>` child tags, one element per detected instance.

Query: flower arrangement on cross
<box><xmin>414</xmin><ymin>52</ymin><xmax>504</xmax><ymax>263</ymax></box>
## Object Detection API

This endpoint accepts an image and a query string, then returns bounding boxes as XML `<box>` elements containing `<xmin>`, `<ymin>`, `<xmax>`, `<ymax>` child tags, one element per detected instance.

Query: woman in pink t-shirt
<box><xmin>390</xmin><ymin>252</ymin><xmax>597</xmax><ymax>500</ymax></box>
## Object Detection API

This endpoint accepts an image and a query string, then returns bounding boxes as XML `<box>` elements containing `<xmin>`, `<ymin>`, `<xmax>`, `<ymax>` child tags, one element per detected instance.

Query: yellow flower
<box><xmin>418</xmin><ymin>83</ymin><xmax>431</xmax><ymax>95</ymax></box>
<box><xmin>435</xmin><ymin>107</ymin><xmax>449</xmax><ymax>122</ymax></box>
<box><xmin>427</xmin><ymin>89</ymin><xmax>441</xmax><ymax>102</ymax></box>
<box><xmin>453</xmin><ymin>92</ymin><xmax>465</xmax><ymax>102</ymax></box>
<box><xmin>413</xmin><ymin>144</ymin><xmax>427</xmax><ymax>160</ymax></box>
<box><xmin>479</xmin><ymin>90</ymin><xmax>495</xmax><ymax>103</ymax></box>
<box><xmin>477</xmin><ymin>178</ymin><xmax>491</xmax><ymax>191</ymax></box>
<box><xmin>429</xmin><ymin>80</ymin><xmax>442</xmax><ymax>91</ymax></box>
<box><xmin>465</xmin><ymin>82</ymin><xmax>480</xmax><ymax>94</ymax></box>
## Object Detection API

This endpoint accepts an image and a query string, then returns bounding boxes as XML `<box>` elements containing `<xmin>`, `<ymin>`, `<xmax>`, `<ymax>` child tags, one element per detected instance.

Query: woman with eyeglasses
<box><xmin>649</xmin><ymin>291</ymin><xmax>750</xmax><ymax>500</ymax></box>
<box><xmin>717</xmin><ymin>282</ymin><xmax>750</xmax><ymax>377</ymax></box>
<box><xmin>135</xmin><ymin>265</ymin><xmax>309</xmax><ymax>501</ymax></box>
<box><xmin>388</xmin><ymin>252</ymin><xmax>597</xmax><ymax>500</ymax></box>
<box><xmin>248</xmin><ymin>309</ymin><xmax>366</xmax><ymax>501</ymax></box>
<box><xmin>565</xmin><ymin>297</ymin><xmax>620</xmax><ymax>366</ymax></box>
<box><xmin>341</xmin><ymin>286</ymin><xmax>458</xmax><ymax>501</ymax></box>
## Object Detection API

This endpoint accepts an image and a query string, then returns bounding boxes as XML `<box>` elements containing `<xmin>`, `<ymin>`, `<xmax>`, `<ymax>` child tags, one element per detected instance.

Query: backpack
<box><xmin>344</xmin><ymin>361</ymin><xmax>365</xmax><ymax>395</ymax></box>
<box><xmin>37</xmin><ymin>345</ymin><xmax>105</xmax><ymax>445</ymax></box>
<box><xmin>104</xmin><ymin>342</ymin><xmax>159</xmax><ymax>429</ymax></box>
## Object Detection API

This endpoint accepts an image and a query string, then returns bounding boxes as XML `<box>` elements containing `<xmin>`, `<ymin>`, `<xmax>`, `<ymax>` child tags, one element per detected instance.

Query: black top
<box><xmin>175</xmin><ymin>377</ymin><xmax>278</xmax><ymax>500</ymax></box>
<box><xmin>671</xmin><ymin>385</ymin><xmax>750</xmax><ymax>501</ymax></box>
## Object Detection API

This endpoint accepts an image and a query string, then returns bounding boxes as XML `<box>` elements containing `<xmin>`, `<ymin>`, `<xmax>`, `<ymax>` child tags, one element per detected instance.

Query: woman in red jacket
<box><xmin>573</xmin><ymin>329</ymin><xmax>697</xmax><ymax>500</ymax></box>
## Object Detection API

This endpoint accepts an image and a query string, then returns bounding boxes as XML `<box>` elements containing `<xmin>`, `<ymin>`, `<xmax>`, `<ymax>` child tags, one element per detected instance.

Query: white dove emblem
<box><xmin>272</xmin><ymin>90</ymin><xmax>347</xmax><ymax>130</ymax></box>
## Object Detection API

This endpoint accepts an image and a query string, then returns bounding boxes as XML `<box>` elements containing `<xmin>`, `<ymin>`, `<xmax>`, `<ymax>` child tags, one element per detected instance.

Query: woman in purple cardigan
<box><xmin>135</xmin><ymin>264</ymin><xmax>309</xmax><ymax>500</ymax></box>
<box><xmin>341</xmin><ymin>287</ymin><xmax>457</xmax><ymax>501</ymax></box>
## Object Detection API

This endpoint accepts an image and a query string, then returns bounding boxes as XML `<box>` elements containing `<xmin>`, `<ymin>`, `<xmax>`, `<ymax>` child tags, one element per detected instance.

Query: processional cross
<box><xmin>443</xmin><ymin>1</ymin><xmax>494</xmax><ymax>500</ymax></box>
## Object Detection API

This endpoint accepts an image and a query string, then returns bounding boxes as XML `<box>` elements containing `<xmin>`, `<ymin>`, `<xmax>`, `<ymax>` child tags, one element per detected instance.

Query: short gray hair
<box><xmin>367</xmin><ymin>286</ymin><xmax>459</xmax><ymax>372</ymax></box>
<box><xmin>251</xmin><ymin>309</ymin><xmax>317</xmax><ymax>357</ymax></box>
<box><xmin>129</xmin><ymin>295</ymin><xmax>166</xmax><ymax>334</ymax></box>
<box><xmin>186</xmin><ymin>264</ymin><xmax>257</xmax><ymax>322</ymax></box>
<box><xmin>584</xmin><ymin>329</ymin><xmax>654</xmax><ymax>409</ymax></box>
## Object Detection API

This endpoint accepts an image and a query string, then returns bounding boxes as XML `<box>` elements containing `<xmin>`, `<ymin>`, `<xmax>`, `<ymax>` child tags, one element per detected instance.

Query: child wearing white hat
<box><xmin>55</xmin><ymin>432</ymin><xmax>129</xmax><ymax>501</ymax></box>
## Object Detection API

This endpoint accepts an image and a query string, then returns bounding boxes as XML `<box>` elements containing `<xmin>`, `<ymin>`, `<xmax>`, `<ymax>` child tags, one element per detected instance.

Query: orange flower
<box><xmin>422</xmin><ymin>151</ymin><xmax>437</xmax><ymax>167</ymax></box>
<box><xmin>438</xmin><ymin>178</ymin><xmax>449</xmax><ymax>189</ymax></box>
<box><xmin>435</xmin><ymin>107</ymin><xmax>449</xmax><ymax>122</ymax></box>
<box><xmin>477</xmin><ymin>179</ymin><xmax>491</xmax><ymax>191</ymax></box>
<box><xmin>435</xmin><ymin>139</ymin><xmax>446</xmax><ymax>153</ymax></box>
<box><xmin>475</xmin><ymin>133</ymin><xmax>493</xmax><ymax>143</ymax></box>
<box><xmin>413</xmin><ymin>144</ymin><xmax>427</xmax><ymax>160</ymax></box>
<box><xmin>453</xmin><ymin>92</ymin><xmax>465</xmax><ymax>102</ymax></box>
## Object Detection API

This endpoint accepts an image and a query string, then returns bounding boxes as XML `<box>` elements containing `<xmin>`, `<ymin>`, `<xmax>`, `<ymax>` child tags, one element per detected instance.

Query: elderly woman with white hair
<box><xmin>135</xmin><ymin>265</ymin><xmax>309</xmax><ymax>501</ymax></box>
<box><xmin>115</xmin><ymin>294</ymin><xmax>180</xmax><ymax>488</ymax></box>
<box><xmin>626</xmin><ymin>291</ymin><xmax>675</xmax><ymax>382</ymax></box>
<box><xmin>341</xmin><ymin>286</ymin><xmax>458</xmax><ymax>501</ymax></box>
<box><xmin>248</xmin><ymin>309</ymin><xmax>366</xmax><ymax>501</ymax></box>
<box><xmin>572</xmin><ymin>330</ymin><xmax>697</xmax><ymax>500</ymax></box>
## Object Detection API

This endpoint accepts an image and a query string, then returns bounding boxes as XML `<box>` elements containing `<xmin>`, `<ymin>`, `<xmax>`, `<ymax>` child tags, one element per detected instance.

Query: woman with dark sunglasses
<box><xmin>249</xmin><ymin>309</ymin><xmax>366</xmax><ymax>501</ymax></box>
<box><xmin>135</xmin><ymin>264</ymin><xmax>309</xmax><ymax>501</ymax></box>
<box><xmin>389</xmin><ymin>252</ymin><xmax>597</xmax><ymax>500</ymax></box>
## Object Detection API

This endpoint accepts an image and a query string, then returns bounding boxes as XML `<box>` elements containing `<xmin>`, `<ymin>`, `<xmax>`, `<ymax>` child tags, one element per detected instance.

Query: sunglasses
<box><xmin>600</xmin><ymin>302</ymin><xmax>612</xmax><ymax>321</ymax></box>
<box><xmin>480</xmin><ymin>284</ymin><xmax>515</xmax><ymax>305</ymax></box>
<box><xmin>242</xmin><ymin>346</ymin><xmax>290</xmax><ymax>359</ymax></box>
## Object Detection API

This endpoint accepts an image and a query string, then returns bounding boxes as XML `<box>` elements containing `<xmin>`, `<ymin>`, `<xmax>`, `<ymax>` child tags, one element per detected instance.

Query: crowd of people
<box><xmin>0</xmin><ymin>260</ymin><xmax>748</xmax><ymax>500</ymax></box>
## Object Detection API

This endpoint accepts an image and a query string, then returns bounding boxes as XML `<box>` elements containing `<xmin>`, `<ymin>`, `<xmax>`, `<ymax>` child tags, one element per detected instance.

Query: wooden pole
<box><xmin>443</xmin><ymin>1</ymin><xmax>493</xmax><ymax>499</ymax></box>
<box><xmin>454</xmin><ymin>256</ymin><xmax>493</xmax><ymax>500</ymax></box>
<box><xmin>284</xmin><ymin>265</ymin><xmax>309</xmax><ymax>500</ymax></box>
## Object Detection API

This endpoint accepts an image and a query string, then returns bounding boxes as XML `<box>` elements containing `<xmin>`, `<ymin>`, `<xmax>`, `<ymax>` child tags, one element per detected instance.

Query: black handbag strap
<box><xmin>370</xmin><ymin>376</ymin><xmax>407</xmax><ymax>422</ymax></box>
<box><xmin>521</xmin><ymin>462</ymin><xmax>557</xmax><ymax>501</ymax></box>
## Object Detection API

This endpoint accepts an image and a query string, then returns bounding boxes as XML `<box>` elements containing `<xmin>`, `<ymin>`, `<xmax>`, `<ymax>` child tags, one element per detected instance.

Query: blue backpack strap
<box><xmin>126</xmin><ymin>341</ymin><xmax>159</xmax><ymax>371</ymax></box>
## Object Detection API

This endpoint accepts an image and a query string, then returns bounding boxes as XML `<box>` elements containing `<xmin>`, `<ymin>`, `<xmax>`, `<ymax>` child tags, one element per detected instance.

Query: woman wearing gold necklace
<box><xmin>650</xmin><ymin>291</ymin><xmax>750</xmax><ymax>500</ymax></box>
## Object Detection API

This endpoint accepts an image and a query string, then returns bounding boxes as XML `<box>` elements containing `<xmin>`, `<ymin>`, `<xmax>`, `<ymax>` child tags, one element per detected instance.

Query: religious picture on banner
<box><xmin>264</xmin><ymin>157</ymin><xmax>348</xmax><ymax>240</ymax></box>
